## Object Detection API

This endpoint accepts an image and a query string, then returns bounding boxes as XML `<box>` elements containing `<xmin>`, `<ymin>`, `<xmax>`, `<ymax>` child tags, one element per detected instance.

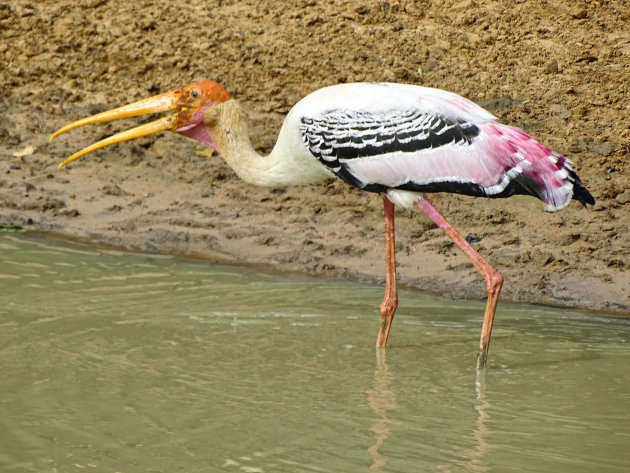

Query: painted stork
<box><xmin>50</xmin><ymin>81</ymin><xmax>594</xmax><ymax>368</ymax></box>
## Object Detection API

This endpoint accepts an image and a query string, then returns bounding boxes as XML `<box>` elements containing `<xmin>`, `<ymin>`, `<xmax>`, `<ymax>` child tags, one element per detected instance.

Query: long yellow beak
<box><xmin>50</xmin><ymin>91</ymin><xmax>181</xmax><ymax>168</ymax></box>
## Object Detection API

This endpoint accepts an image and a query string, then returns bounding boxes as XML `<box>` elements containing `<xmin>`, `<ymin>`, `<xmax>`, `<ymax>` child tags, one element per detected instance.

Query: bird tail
<box><xmin>486</xmin><ymin>124</ymin><xmax>595</xmax><ymax>212</ymax></box>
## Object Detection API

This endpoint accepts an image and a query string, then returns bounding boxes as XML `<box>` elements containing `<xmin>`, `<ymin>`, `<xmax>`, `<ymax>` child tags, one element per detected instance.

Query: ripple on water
<box><xmin>1</xmin><ymin>233</ymin><xmax>629</xmax><ymax>473</ymax></box>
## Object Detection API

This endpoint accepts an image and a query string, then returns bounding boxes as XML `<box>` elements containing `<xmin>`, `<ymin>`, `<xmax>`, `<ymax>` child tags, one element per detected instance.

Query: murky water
<box><xmin>1</xmin><ymin>234</ymin><xmax>629</xmax><ymax>472</ymax></box>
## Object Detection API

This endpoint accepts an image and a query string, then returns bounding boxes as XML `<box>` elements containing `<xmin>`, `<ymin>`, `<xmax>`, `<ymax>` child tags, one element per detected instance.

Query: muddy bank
<box><xmin>1</xmin><ymin>0</ymin><xmax>628</xmax><ymax>313</ymax></box>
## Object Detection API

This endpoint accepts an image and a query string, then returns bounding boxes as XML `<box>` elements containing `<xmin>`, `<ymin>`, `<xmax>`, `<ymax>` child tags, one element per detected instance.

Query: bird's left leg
<box><xmin>414</xmin><ymin>197</ymin><xmax>503</xmax><ymax>369</ymax></box>
<box><xmin>376</xmin><ymin>196</ymin><xmax>398</xmax><ymax>348</ymax></box>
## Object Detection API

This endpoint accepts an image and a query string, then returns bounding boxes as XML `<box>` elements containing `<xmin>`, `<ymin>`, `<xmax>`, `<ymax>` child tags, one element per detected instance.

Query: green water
<box><xmin>1</xmin><ymin>234</ymin><xmax>628</xmax><ymax>472</ymax></box>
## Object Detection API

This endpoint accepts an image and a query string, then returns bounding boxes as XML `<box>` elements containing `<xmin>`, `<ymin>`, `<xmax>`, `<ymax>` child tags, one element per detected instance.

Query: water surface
<box><xmin>1</xmin><ymin>234</ymin><xmax>628</xmax><ymax>472</ymax></box>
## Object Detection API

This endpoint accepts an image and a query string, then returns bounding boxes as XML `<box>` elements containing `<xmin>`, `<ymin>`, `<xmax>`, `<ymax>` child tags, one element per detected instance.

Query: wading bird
<box><xmin>50</xmin><ymin>81</ymin><xmax>594</xmax><ymax>368</ymax></box>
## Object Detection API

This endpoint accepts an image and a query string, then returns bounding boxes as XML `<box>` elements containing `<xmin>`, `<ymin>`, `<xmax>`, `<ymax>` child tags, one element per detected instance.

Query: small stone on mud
<box><xmin>545</xmin><ymin>59</ymin><xmax>559</xmax><ymax>74</ymax></box>
<box><xmin>615</xmin><ymin>190</ymin><xmax>630</xmax><ymax>205</ymax></box>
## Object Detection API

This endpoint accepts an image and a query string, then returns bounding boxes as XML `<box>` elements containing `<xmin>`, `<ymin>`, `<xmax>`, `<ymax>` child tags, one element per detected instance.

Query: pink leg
<box><xmin>415</xmin><ymin>197</ymin><xmax>503</xmax><ymax>369</ymax></box>
<box><xmin>376</xmin><ymin>196</ymin><xmax>398</xmax><ymax>348</ymax></box>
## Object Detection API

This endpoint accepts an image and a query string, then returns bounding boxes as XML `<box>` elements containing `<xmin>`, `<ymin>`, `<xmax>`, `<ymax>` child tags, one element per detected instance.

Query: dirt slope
<box><xmin>1</xmin><ymin>0</ymin><xmax>629</xmax><ymax>313</ymax></box>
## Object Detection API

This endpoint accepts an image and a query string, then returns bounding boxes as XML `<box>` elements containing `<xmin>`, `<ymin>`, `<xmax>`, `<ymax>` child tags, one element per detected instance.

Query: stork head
<box><xmin>50</xmin><ymin>81</ymin><xmax>231</xmax><ymax>168</ymax></box>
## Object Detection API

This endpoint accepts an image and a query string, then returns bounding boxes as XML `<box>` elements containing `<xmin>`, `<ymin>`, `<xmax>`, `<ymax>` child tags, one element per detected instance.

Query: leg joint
<box><xmin>486</xmin><ymin>270</ymin><xmax>504</xmax><ymax>296</ymax></box>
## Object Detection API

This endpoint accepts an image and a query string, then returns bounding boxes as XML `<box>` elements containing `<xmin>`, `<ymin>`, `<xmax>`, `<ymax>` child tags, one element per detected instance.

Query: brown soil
<box><xmin>1</xmin><ymin>0</ymin><xmax>629</xmax><ymax>314</ymax></box>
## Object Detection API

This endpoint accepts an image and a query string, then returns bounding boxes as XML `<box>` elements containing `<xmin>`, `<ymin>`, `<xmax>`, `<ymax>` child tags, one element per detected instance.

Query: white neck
<box><xmin>206</xmin><ymin>100</ymin><xmax>332</xmax><ymax>187</ymax></box>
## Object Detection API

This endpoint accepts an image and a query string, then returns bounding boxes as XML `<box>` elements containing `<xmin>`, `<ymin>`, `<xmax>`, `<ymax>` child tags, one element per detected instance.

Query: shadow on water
<box><xmin>1</xmin><ymin>233</ymin><xmax>629</xmax><ymax>472</ymax></box>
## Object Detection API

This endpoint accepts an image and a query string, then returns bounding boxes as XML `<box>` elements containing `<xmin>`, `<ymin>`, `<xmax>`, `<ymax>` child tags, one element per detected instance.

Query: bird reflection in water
<box><xmin>366</xmin><ymin>352</ymin><xmax>494</xmax><ymax>472</ymax></box>
<box><xmin>366</xmin><ymin>349</ymin><xmax>396</xmax><ymax>470</ymax></box>
<box><xmin>463</xmin><ymin>373</ymin><xmax>495</xmax><ymax>473</ymax></box>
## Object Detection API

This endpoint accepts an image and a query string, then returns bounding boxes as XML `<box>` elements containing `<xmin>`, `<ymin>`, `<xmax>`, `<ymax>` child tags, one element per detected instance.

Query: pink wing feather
<box><xmin>296</xmin><ymin>83</ymin><xmax>591</xmax><ymax>211</ymax></box>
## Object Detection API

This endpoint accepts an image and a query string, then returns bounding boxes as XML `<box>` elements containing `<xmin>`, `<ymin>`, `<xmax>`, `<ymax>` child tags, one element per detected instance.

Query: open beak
<box><xmin>50</xmin><ymin>90</ymin><xmax>181</xmax><ymax>168</ymax></box>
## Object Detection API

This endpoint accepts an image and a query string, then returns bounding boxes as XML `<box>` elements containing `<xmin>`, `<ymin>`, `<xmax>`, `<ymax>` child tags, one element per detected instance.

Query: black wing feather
<box><xmin>299</xmin><ymin>110</ymin><xmax>480</xmax><ymax>186</ymax></box>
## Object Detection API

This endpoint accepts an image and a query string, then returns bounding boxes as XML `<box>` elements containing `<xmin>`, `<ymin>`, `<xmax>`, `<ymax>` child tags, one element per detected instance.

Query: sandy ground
<box><xmin>1</xmin><ymin>0</ymin><xmax>629</xmax><ymax>314</ymax></box>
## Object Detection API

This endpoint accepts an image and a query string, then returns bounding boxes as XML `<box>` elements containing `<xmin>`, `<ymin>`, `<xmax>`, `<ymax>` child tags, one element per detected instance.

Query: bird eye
<box><xmin>191</xmin><ymin>90</ymin><xmax>200</xmax><ymax>99</ymax></box>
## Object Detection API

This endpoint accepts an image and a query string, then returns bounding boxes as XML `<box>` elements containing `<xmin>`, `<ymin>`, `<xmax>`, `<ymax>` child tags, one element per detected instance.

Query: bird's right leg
<box><xmin>376</xmin><ymin>196</ymin><xmax>398</xmax><ymax>348</ymax></box>
<box><xmin>414</xmin><ymin>197</ymin><xmax>503</xmax><ymax>369</ymax></box>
